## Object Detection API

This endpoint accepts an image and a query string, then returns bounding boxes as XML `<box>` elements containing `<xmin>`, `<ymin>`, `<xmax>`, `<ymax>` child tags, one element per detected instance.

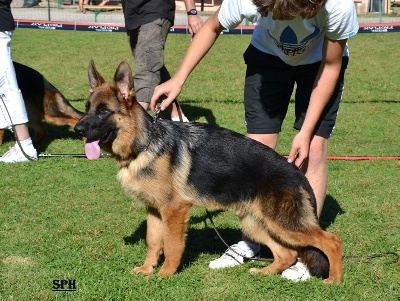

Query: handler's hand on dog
<box><xmin>150</xmin><ymin>79</ymin><xmax>182</xmax><ymax>112</ymax></box>
<box><xmin>287</xmin><ymin>132</ymin><xmax>310</xmax><ymax>167</ymax></box>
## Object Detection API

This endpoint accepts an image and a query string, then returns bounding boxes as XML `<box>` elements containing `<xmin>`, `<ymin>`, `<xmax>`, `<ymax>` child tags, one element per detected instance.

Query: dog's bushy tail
<box><xmin>299</xmin><ymin>247</ymin><xmax>329</xmax><ymax>279</ymax></box>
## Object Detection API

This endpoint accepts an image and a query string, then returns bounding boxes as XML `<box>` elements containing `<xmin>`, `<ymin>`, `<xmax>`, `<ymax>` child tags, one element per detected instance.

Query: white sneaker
<box><xmin>0</xmin><ymin>145</ymin><xmax>38</xmax><ymax>163</ymax></box>
<box><xmin>171</xmin><ymin>115</ymin><xmax>189</xmax><ymax>122</ymax></box>
<box><xmin>281</xmin><ymin>259</ymin><xmax>311</xmax><ymax>282</ymax></box>
<box><xmin>209</xmin><ymin>241</ymin><xmax>261</xmax><ymax>269</ymax></box>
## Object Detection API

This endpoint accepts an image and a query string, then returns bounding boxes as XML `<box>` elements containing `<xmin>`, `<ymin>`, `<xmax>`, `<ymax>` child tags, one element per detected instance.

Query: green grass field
<box><xmin>0</xmin><ymin>29</ymin><xmax>399</xmax><ymax>300</ymax></box>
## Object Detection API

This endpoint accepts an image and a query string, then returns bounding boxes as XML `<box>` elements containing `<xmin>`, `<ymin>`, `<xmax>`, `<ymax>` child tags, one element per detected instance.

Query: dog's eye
<box><xmin>96</xmin><ymin>105</ymin><xmax>113</xmax><ymax>119</ymax></box>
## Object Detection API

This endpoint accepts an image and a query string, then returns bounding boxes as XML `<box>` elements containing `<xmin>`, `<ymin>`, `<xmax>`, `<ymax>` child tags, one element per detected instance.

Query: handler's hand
<box><xmin>188</xmin><ymin>15</ymin><xmax>203</xmax><ymax>35</ymax></box>
<box><xmin>150</xmin><ymin>79</ymin><xmax>183</xmax><ymax>112</ymax></box>
<box><xmin>287</xmin><ymin>131</ymin><xmax>311</xmax><ymax>168</ymax></box>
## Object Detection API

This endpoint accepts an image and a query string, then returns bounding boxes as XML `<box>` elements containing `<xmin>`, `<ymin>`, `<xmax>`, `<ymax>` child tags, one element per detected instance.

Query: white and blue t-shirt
<box><xmin>218</xmin><ymin>0</ymin><xmax>359</xmax><ymax>66</ymax></box>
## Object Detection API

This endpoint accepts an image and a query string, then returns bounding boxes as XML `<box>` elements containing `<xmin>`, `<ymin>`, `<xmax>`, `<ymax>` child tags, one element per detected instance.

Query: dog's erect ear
<box><xmin>88</xmin><ymin>60</ymin><xmax>106</xmax><ymax>92</ymax></box>
<box><xmin>114</xmin><ymin>61</ymin><xmax>134</xmax><ymax>101</ymax></box>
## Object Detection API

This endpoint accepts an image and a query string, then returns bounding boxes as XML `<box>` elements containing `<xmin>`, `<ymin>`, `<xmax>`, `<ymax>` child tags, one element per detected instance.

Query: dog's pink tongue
<box><xmin>85</xmin><ymin>140</ymin><xmax>101</xmax><ymax>160</ymax></box>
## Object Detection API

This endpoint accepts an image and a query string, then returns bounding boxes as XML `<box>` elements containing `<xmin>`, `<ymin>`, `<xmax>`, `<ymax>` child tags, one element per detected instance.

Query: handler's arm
<box><xmin>150</xmin><ymin>10</ymin><xmax>224</xmax><ymax>112</ymax></box>
<box><xmin>287</xmin><ymin>37</ymin><xmax>347</xmax><ymax>167</ymax></box>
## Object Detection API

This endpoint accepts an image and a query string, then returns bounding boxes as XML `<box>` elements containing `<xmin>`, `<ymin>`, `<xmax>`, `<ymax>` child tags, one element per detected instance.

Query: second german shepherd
<box><xmin>0</xmin><ymin>62</ymin><xmax>84</xmax><ymax>145</ymax></box>
<box><xmin>74</xmin><ymin>61</ymin><xmax>343</xmax><ymax>283</ymax></box>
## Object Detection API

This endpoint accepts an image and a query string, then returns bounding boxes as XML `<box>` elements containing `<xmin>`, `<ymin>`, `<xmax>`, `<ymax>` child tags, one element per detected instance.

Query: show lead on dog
<box><xmin>151</xmin><ymin>0</ymin><xmax>358</xmax><ymax>280</ymax></box>
<box><xmin>0</xmin><ymin>0</ymin><xmax>38</xmax><ymax>163</ymax></box>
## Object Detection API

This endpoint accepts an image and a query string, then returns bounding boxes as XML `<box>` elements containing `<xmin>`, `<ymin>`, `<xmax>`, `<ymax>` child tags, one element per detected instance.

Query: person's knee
<box><xmin>307</xmin><ymin>136</ymin><xmax>328</xmax><ymax>166</ymax></box>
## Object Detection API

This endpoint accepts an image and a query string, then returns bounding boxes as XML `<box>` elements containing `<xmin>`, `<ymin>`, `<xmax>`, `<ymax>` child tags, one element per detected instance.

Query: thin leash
<box><xmin>0</xmin><ymin>93</ymin><xmax>37</xmax><ymax>161</ymax></box>
<box><xmin>205</xmin><ymin>209</ymin><xmax>273</xmax><ymax>263</ymax></box>
<box><xmin>205</xmin><ymin>209</ymin><xmax>399</xmax><ymax>265</ymax></box>
<box><xmin>151</xmin><ymin>98</ymin><xmax>183</xmax><ymax>123</ymax></box>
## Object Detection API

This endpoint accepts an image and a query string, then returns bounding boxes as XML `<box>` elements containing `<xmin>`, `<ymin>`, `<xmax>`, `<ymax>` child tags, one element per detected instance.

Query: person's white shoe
<box><xmin>0</xmin><ymin>145</ymin><xmax>38</xmax><ymax>163</ymax></box>
<box><xmin>281</xmin><ymin>259</ymin><xmax>311</xmax><ymax>282</ymax></box>
<box><xmin>171</xmin><ymin>115</ymin><xmax>189</xmax><ymax>122</ymax></box>
<box><xmin>209</xmin><ymin>241</ymin><xmax>261</xmax><ymax>269</ymax></box>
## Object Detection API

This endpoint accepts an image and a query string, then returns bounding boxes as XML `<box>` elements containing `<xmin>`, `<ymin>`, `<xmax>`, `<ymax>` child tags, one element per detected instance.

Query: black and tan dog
<box><xmin>0</xmin><ymin>62</ymin><xmax>84</xmax><ymax>145</ymax></box>
<box><xmin>74</xmin><ymin>60</ymin><xmax>343</xmax><ymax>283</ymax></box>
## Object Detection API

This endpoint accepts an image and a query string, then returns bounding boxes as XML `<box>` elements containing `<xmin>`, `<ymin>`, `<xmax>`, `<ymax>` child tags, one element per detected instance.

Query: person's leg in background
<box><xmin>128</xmin><ymin>18</ymin><xmax>188</xmax><ymax>121</ymax></box>
<box><xmin>0</xmin><ymin>31</ymin><xmax>37</xmax><ymax>163</ymax></box>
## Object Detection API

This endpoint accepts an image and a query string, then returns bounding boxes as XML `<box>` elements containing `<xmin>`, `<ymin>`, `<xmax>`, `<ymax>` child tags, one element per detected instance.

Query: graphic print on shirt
<box><xmin>268</xmin><ymin>26</ymin><xmax>320</xmax><ymax>56</ymax></box>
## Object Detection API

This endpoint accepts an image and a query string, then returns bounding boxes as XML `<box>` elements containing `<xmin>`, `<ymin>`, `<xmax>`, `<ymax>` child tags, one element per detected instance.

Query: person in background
<box><xmin>79</xmin><ymin>0</ymin><xmax>203</xmax><ymax>121</ymax></box>
<box><xmin>22</xmin><ymin>0</ymin><xmax>38</xmax><ymax>8</ymax></box>
<box><xmin>0</xmin><ymin>0</ymin><xmax>38</xmax><ymax>163</ymax></box>
<box><xmin>150</xmin><ymin>0</ymin><xmax>358</xmax><ymax>281</ymax></box>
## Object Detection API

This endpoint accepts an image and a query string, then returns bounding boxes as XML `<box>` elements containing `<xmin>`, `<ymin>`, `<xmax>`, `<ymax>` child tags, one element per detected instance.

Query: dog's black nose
<box><xmin>74</xmin><ymin>123</ymin><xmax>86</xmax><ymax>138</ymax></box>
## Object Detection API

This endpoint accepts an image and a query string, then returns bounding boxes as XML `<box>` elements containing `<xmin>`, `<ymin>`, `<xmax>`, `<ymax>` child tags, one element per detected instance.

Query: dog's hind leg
<box><xmin>131</xmin><ymin>206</ymin><xmax>164</xmax><ymax>275</ymax></box>
<box><xmin>240</xmin><ymin>214</ymin><xmax>297</xmax><ymax>275</ymax></box>
<box><xmin>157</xmin><ymin>201</ymin><xmax>191</xmax><ymax>276</ymax></box>
<box><xmin>267</xmin><ymin>222</ymin><xmax>343</xmax><ymax>283</ymax></box>
<box><xmin>303</xmin><ymin>229</ymin><xmax>343</xmax><ymax>283</ymax></box>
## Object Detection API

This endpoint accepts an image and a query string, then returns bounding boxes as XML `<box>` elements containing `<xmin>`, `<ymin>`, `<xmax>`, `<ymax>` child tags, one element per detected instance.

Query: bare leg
<box><xmin>300</xmin><ymin>135</ymin><xmax>328</xmax><ymax>218</ymax></box>
<box><xmin>13</xmin><ymin>123</ymin><xmax>30</xmax><ymax>141</ymax></box>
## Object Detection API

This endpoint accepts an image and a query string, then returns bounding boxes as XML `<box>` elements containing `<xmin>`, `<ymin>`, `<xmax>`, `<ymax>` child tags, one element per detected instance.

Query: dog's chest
<box><xmin>116</xmin><ymin>158</ymin><xmax>167</xmax><ymax>208</ymax></box>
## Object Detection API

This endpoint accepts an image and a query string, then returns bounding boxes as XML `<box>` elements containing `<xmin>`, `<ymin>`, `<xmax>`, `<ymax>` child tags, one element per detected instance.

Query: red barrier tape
<box><xmin>284</xmin><ymin>155</ymin><xmax>400</xmax><ymax>161</ymax></box>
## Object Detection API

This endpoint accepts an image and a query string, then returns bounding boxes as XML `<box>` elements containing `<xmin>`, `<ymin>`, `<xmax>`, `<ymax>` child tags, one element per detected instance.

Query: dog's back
<box><xmin>155</xmin><ymin>121</ymin><xmax>313</xmax><ymax>208</ymax></box>
<box><xmin>13</xmin><ymin>61</ymin><xmax>84</xmax><ymax>127</ymax></box>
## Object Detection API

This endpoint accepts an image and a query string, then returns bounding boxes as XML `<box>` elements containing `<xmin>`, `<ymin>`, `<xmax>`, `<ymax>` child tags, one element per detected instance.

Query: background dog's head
<box><xmin>74</xmin><ymin>60</ymin><xmax>146</xmax><ymax>160</ymax></box>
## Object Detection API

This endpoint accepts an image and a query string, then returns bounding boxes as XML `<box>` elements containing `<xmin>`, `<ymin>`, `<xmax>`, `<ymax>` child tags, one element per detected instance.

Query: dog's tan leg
<box><xmin>240</xmin><ymin>214</ymin><xmax>297</xmax><ymax>275</ymax></box>
<box><xmin>131</xmin><ymin>206</ymin><xmax>164</xmax><ymax>275</ymax></box>
<box><xmin>312</xmin><ymin>230</ymin><xmax>343</xmax><ymax>283</ymax></box>
<box><xmin>157</xmin><ymin>201</ymin><xmax>191</xmax><ymax>276</ymax></box>
<box><xmin>250</xmin><ymin>242</ymin><xmax>297</xmax><ymax>275</ymax></box>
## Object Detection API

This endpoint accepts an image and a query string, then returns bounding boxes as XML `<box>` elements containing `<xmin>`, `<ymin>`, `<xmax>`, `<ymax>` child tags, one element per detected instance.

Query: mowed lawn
<box><xmin>0</xmin><ymin>29</ymin><xmax>398</xmax><ymax>300</ymax></box>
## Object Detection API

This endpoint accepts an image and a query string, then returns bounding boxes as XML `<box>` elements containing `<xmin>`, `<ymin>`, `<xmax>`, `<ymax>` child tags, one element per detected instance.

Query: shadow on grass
<box><xmin>319</xmin><ymin>194</ymin><xmax>345</xmax><ymax>230</ymax></box>
<box><xmin>36</xmin><ymin>125</ymin><xmax>83</xmax><ymax>154</ymax></box>
<box><xmin>0</xmin><ymin>124</ymin><xmax>81</xmax><ymax>153</ymax></box>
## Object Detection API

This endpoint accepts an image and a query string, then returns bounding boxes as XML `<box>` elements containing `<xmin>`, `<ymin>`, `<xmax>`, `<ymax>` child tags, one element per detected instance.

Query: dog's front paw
<box><xmin>157</xmin><ymin>267</ymin><xmax>176</xmax><ymax>276</ymax></box>
<box><xmin>249</xmin><ymin>267</ymin><xmax>263</xmax><ymax>274</ymax></box>
<box><xmin>130</xmin><ymin>265</ymin><xmax>155</xmax><ymax>275</ymax></box>
<box><xmin>323</xmin><ymin>276</ymin><xmax>343</xmax><ymax>284</ymax></box>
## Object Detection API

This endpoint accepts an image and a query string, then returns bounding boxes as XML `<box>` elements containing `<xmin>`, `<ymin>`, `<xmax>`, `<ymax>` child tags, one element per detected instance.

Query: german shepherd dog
<box><xmin>0</xmin><ymin>62</ymin><xmax>84</xmax><ymax>145</ymax></box>
<box><xmin>74</xmin><ymin>61</ymin><xmax>343</xmax><ymax>283</ymax></box>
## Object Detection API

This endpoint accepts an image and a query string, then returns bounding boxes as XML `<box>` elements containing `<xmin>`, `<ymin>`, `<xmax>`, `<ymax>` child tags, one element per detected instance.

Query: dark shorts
<box><xmin>127</xmin><ymin>18</ymin><xmax>172</xmax><ymax>103</ymax></box>
<box><xmin>243</xmin><ymin>44</ymin><xmax>348</xmax><ymax>138</ymax></box>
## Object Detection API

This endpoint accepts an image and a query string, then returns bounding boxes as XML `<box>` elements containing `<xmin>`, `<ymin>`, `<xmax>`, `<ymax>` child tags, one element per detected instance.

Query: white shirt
<box><xmin>218</xmin><ymin>0</ymin><xmax>359</xmax><ymax>66</ymax></box>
